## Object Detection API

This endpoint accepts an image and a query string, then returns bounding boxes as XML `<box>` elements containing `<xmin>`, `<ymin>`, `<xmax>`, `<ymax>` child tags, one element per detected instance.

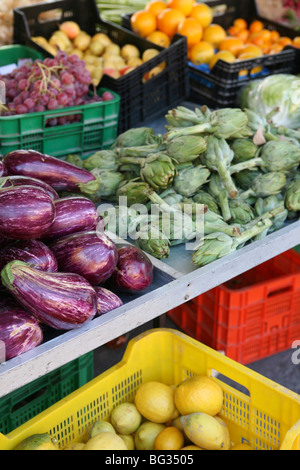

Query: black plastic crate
<box><xmin>13</xmin><ymin>0</ymin><xmax>189</xmax><ymax>133</ymax></box>
<box><xmin>122</xmin><ymin>0</ymin><xmax>299</xmax><ymax>108</ymax></box>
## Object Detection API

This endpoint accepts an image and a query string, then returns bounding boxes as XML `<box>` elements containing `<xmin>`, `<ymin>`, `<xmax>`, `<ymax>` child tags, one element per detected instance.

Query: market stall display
<box><xmin>0</xmin><ymin>0</ymin><xmax>299</xmax><ymax>453</ymax></box>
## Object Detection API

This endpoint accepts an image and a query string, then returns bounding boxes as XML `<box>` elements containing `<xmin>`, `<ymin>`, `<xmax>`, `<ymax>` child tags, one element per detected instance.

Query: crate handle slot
<box><xmin>210</xmin><ymin>371</ymin><xmax>251</xmax><ymax>398</ymax></box>
<box><xmin>37</xmin><ymin>9</ymin><xmax>63</xmax><ymax>24</ymax></box>
<box><xmin>267</xmin><ymin>285</ymin><xmax>293</xmax><ymax>298</ymax></box>
<box><xmin>43</xmin><ymin>109</ymin><xmax>84</xmax><ymax>125</ymax></box>
<box><xmin>280</xmin><ymin>419</ymin><xmax>300</xmax><ymax>450</ymax></box>
<box><xmin>10</xmin><ymin>386</ymin><xmax>49</xmax><ymax>415</ymax></box>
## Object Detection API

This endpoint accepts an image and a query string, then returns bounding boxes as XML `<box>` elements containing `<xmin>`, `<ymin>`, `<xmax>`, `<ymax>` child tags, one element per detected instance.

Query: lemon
<box><xmin>14</xmin><ymin>433</ymin><xmax>58</xmax><ymax>450</ymax></box>
<box><xmin>215</xmin><ymin>416</ymin><xmax>231</xmax><ymax>450</ymax></box>
<box><xmin>174</xmin><ymin>375</ymin><xmax>223</xmax><ymax>416</ymax></box>
<box><xmin>134</xmin><ymin>381</ymin><xmax>176</xmax><ymax>423</ymax></box>
<box><xmin>110</xmin><ymin>402</ymin><xmax>142</xmax><ymax>435</ymax></box>
<box><xmin>135</xmin><ymin>421</ymin><xmax>166</xmax><ymax>450</ymax></box>
<box><xmin>181</xmin><ymin>445</ymin><xmax>203</xmax><ymax>450</ymax></box>
<box><xmin>86</xmin><ymin>420</ymin><xmax>116</xmax><ymax>441</ymax></box>
<box><xmin>209</xmin><ymin>50</ymin><xmax>236</xmax><ymax>69</ymax></box>
<box><xmin>154</xmin><ymin>426</ymin><xmax>185</xmax><ymax>450</ymax></box>
<box><xmin>118</xmin><ymin>434</ymin><xmax>135</xmax><ymax>450</ymax></box>
<box><xmin>231</xmin><ymin>443</ymin><xmax>254</xmax><ymax>450</ymax></box>
<box><xmin>63</xmin><ymin>442</ymin><xmax>85</xmax><ymax>450</ymax></box>
<box><xmin>180</xmin><ymin>412</ymin><xmax>226</xmax><ymax>450</ymax></box>
<box><xmin>84</xmin><ymin>432</ymin><xmax>128</xmax><ymax>450</ymax></box>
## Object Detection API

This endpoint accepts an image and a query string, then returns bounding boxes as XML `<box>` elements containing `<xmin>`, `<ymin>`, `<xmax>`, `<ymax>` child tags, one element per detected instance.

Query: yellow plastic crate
<box><xmin>1</xmin><ymin>328</ymin><xmax>300</xmax><ymax>450</ymax></box>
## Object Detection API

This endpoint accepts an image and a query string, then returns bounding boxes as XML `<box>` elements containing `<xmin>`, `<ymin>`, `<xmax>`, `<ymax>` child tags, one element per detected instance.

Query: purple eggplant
<box><xmin>3</xmin><ymin>150</ymin><xmax>100</xmax><ymax>194</ymax></box>
<box><xmin>94</xmin><ymin>286</ymin><xmax>123</xmax><ymax>316</ymax></box>
<box><xmin>0</xmin><ymin>240</ymin><xmax>58</xmax><ymax>273</ymax></box>
<box><xmin>0</xmin><ymin>185</ymin><xmax>56</xmax><ymax>240</ymax></box>
<box><xmin>0</xmin><ymin>300</ymin><xmax>43</xmax><ymax>360</ymax></box>
<box><xmin>42</xmin><ymin>196</ymin><xmax>101</xmax><ymax>241</ymax></box>
<box><xmin>1</xmin><ymin>261</ymin><xmax>97</xmax><ymax>330</ymax></box>
<box><xmin>110</xmin><ymin>244</ymin><xmax>153</xmax><ymax>293</ymax></box>
<box><xmin>50</xmin><ymin>231</ymin><xmax>118</xmax><ymax>286</ymax></box>
<box><xmin>0</xmin><ymin>175</ymin><xmax>59</xmax><ymax>200</ymax></box>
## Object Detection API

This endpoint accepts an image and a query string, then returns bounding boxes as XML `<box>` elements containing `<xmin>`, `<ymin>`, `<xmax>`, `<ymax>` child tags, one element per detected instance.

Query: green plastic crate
<box><xmin>0</xmin><ymin>46</ymin><xmax>120</xmax><ymax>157</ymax></box>
<box><xmin>0</xmin><ymin>352</ymin><xmax>94</xmax><ymax>435</ymax></box>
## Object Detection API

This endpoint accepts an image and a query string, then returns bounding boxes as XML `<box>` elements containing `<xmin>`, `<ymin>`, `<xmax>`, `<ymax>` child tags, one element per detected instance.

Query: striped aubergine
<box><xmin>2</xmin><ymin>150</ymin><xmax>100</xmax><ymax>194</ymax></box>
<box><xmin>0</xmin><ymin>185</ymin><xmax>56</xmax><ymax>240</ymax></box>
<box><xmin>94</xmin><ymin>286</ymin><xmax>123</xmax><ymax>316</ymax></box>
<box><xmin>50</xmin><ymin>231</ymin><xmax>118</xmax><ymax>285</ymax></box>
<box><xmin>1</xmin><ymin>261</ymin><xmax>97</xmax><ymax>330</ymax></box>
<box><xmin>0</xmin><ymin>240</ymin><xmax>58</xmax><ymax>273</ymax></box>
<box><xmin>42</xmin><ymin>196</ymin><xmax>101</xmax><ymax>241</ymax></box>
<box><xmin>0</xmin><ymin>175</ymin><xmax>59</xmax><ymax>200</ymax></box>
<box><xmin>0</xmin><ymin>299</ymin><xmax>43</xmax><ymax>360</ymax></box>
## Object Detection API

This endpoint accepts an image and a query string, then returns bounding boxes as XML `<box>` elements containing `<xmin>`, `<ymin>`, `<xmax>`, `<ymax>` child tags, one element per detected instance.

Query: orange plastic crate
<box><xmin>168</xmin><ymin>250</ymin><xmax>300</xmax><ymax>364</ymax></box>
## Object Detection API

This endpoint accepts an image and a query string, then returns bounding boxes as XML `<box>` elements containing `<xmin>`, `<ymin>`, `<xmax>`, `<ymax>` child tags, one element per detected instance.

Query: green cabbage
<box><xmin>242</xmin><ymin>74</ymin><xmax>300</xmax><ymax>129</ymax></box>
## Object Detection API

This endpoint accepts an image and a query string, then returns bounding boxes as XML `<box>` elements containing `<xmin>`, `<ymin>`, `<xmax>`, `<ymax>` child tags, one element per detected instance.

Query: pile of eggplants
<box><xmin>0</xmin><ymin>150</ymin><xmax>154</xmax><ymax>361</ymax></box>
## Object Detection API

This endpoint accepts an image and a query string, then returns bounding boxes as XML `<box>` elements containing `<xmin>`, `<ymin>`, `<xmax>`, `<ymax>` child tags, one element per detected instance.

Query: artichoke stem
<box><xmin>164</xmin><ymin>122</ymin><xmax>211</xmax><ymax>141</ymax></box>
<box><xmin>218</xmin><ymin>190</ymin><xmax>232</xmax><ymax>222</ymax></box>
<box><xmin>217</xmin><ymin>161</ymin><xmax>238</xmax><ymax>199</ymax></box>
<box><xmin>230</xmin><ymin>158</ymin><xmax>262</xmax><ymax>174</ymax></box>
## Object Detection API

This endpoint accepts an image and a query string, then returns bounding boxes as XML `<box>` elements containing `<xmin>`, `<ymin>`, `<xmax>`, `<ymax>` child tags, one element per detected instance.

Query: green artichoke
<box><xmin>165</xmin><ymin>105</ymin><xmax>206</xmax><ymax>129</ymax></box>
<box><xmin>193</xmin><ymin>190</ymin><xmax>220</xmax><ymax>214</ymax></box>
<box><xmin>228</xmin><ymin>198</ymin><xmax>255</xmax><ymax>225</ymax></box>
<box><xmin>208</xmin><ymin>173</ymin><xmax>231</xmax><ymax>221</ymax></box>
<box><xmin>201</xmin><ymin>136</ymin><xmax>238</xmax><ymax>198</ymax></box>
<box><xmin>192</xmin><ymin>218</ymin><xmax>272</xmax><ymax>267</ymax></box>
<box><xmin>114</xmin><ymin>127</ymin><xmax>159</xmax><ymax>148</ymax></box>
<box><xmin>165</xmin><ymin>108</ymin><xmax>252</xmax><ymax>141</ymax></box>
<box><xmin>173</xmin><ymin>164</ymin><xmax>210</xmax><ymax>197</ymax></box>
<box><xmin>139</xmin><ymin>153</ymin><xmax>177</xmax><ymax>191</ymax></box>
<box><xmin>231</xmin><ymin>138</ymin><xmax>259</xmax><ymax>163</ymax></box>
<box><xmin>233</xmin><ymin>168</ymin><xmax>262</xmax><ymax>190</ymax></box>
<box><xmin>166</xmin><ymin>135</ymin><xmax>207</xmax><ymax>164</ymax></box>
<box><xmin>83</xmin><ymin>150</ymin><xmax>119</xmax><ymax>171</ymax></box>
<box><xmin>240</xmin><ymin>171</ymin><xmax>286</xmax><ymax>199</ymax></box>
<box><xmin>116</xmin><ymin>180</ymin><xmax>152</xmax><ymax>205</ymax></box>
<box><xmin>204</xmin><ymin>210</ymin><xmax>241</xmax><ymax>237</ymax></box>
<box><xmin>90</xmin><ymin>169</ymin><xmax>125</xmax><ymax>199</ymax></box>
<box><xmin>255</xmin><ymin>195</ymin><xmax>288</xmax><ymax>233</ymax></box>
<box><xmin>284</xmin><ymin>180</ymin><xmax>300</xmax><ymax>212</ymax></box>
<box><xmin>65</xmin><ymin>154</ymin><xmax>84</xmax><ymax>168</ymax></box>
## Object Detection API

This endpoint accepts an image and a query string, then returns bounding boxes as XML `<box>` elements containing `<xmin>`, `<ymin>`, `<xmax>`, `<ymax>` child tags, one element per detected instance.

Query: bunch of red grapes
<box><xmin>0</xmin><ymin>51</ymin><xmax>114</xmax><ymax>126</ymax></box>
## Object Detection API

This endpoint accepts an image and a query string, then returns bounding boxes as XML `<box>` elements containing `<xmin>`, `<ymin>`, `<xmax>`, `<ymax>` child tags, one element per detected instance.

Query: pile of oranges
<box><xmin>130</xmin><ymin>0</ymin><xmax>300</xmax><ymax>71</ymax></box>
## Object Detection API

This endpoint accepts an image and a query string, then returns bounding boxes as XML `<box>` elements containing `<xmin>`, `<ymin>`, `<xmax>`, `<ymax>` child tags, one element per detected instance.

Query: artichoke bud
<box><xmin>193</xmin><ymin>190</ymin><xmax>220</xmax><ymax>214</ymax></box>
<box><xmin>116</xmin><ymin>180</ymin><xmax>152</xmax><ymax>205</ymax></box>
<box><xmin>166</xmin><ymin>136</ymin><xmax>207</xmax><ymax>163</ymax></box>
<box><xmin>260</xmin><ymin>140</ymin><xmax>300</xmax><ymax>172</ymax></box>
<box><xmin>231</xmin><ymin>138</ymin><xmax>259</xmax><ymax>163</ymax></box>
<box><xmin>83</xmin><ymin>150</ymin><xmax>119</xmax><ymax>171</ymax></box>
<box><xmin>233</xmin><ymin>168</ymin><xmax>262</xmax><ymax>190</ymax></box>
<box><xmin>252</xmin><ymin>172</ymin><xmax>286</xmax><ymax>197</ymax></box>
<box><xmin>192</xmin><ymin>232</ymin><xmax>236</xmax><ymax>266</ymax></box>
<box><xmin>209</xmin><ymin>108</ymin><xmax>252</xmax><ymax>139</ymax></box>
<box><xmin>140</xmin><ymin>153</ymin><xmax>177</xmax><ymax>191</ymax></box>
<box><xmin>284</xmin><ymin>180</ymin><xmax>300</xmax><ymax>212</ymax></box>
<box><xmin>173</xmin><ymin>164</ymin><xmax>210</xmax><ymax>197</ymax></box>
<box><xmin>136</xmin><ymin>224</ymin><xmax>170</xmax><ymax>259</ymax></box>
<box><xmin>90</xmin><ymin>169</ymin><xmax>125</xmax><ymax>198</ymax></box>
<box><xmin>229</xmin><ymin>198</ymin><xmax>255</xmax><ymax>225</ymax></box>
<box><xmin>114</xmin><ymin>127</ymin><xmax>158</xmax><ymax>148</ymax></box>
<box><xmin>65</xmin><ymin>154</ymin><xmax>83</xmax><ymax>168</ymax></box>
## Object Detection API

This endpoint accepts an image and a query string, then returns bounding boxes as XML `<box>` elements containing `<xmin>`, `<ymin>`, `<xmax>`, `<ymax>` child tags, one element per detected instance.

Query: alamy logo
<box><xmin>0</xmin><ymin>80</ymin><xmax>5</xmax><ymax>106</ymax></box>
<box><xmin>291</xmin><ymin>340</ymin><xmax>300</xmax><ymax>365</ymax></box>
<box><xmin>0</xmin><ymin>340</ymin><xmax>5</xmax><ymax>364</ymax></box>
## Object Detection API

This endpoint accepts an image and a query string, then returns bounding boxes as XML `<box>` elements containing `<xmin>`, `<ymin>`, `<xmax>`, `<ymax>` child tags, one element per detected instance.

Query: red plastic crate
<box><xmin>168</xmin><ymin>250</ymin><xmax>300</xmax><ymax>364</ymax></box>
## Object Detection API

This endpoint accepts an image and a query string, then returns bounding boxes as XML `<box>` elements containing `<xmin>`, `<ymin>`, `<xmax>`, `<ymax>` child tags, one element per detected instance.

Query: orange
<box><xmin>293</xmin><ymin>37</ymin><xmax>300</xmax><ymax>48</ymax></box>
<box><xmin>227</xmin><ymin>25</ymin><xmax>240</xmax><ymax>36</ymax></box>
<box><xmin>188</xmin><ymin>40</ymin><xmax>215</xmax><ymax>64</ymax></box>
<box><xmin>145</xmin><ymin>0</ymin><xmax>167</xmax><ymax>17</ymax></box>
<box><xmin>188</xmin><ymin>3</ymin><xmax>213</xmax><ymax>29</ymax></box>
<box><xmin>209</xmin><ymin>50</ymin><xmax>236</xmax><ymax>69</ymax></box>
<box><xmin>146</xmin><ymin>30</ymin><xmax>171</xmax><ymax>47</ymax></box>
<box><xmin>270</xmin><ymin>30</ymin><xmax>280</xmax><ymax>42</ymax></box>
<box><xmin>261</xmin><ymin>41</ymin><xmax>272</xmax><ymax>54</ymax></box>
<box><xmin>157</xmin><ymin>8</ymin><xmax>186</xmax><ymax>37</ymax></box>
<box><xmin>238</xmin><ymin>43</ymin><xmax>263</xmax><ymax>56</ymax></box>
<box><xmin>237</xmin><ymin>29</ymin><xmax>249</xmax><ymax>43</ymax></box>
<box><xmin>177</xmin><ymin>17</ymin><xmax>203</xmax><ymax>48</ymax></box>
<box><xmin>218</xmin><ymin>36</ymin><xmax>244</xmax><ymax>56</ymax></box>
<box><xmin>233</xmin><ymin>18</ymin><xmax>248</xmax><ymax>30</ymax></box>
<box><xmin>167</xmin><ymin>0</ymin><xmax>194</xmax><ymax>17</ymax></box>
<box><xmin>202</xmin><ymin>23</ymin><xmax>227</xmax><ymax>47</ymax></box>
<box><xmin>249</xmin><ymin>20</ymin><xmax>264</xmax><ymax>33</ymax></box>
<box><xmin>131</xmin><ymin>10</ymin><xmax>157</xmax><ymax>37</ymax></box>
<box><xmin>154</xmin><ymin>426</ymin><xmax>185</xmax><ymax>450</ymax></box>
<box><xmin>238</xmin><ymin>50</ymin><xmax>263</xmax><ymax>76</ymax></box>
<box><xmin>278</xmin><ymin>36</ymin><xmax>293</xmax><ymax>47</ymax></box>
<box><xmin>269</xmin><ymin>43</ymin><xmax>284</xmax><ymax>54</ymax></box>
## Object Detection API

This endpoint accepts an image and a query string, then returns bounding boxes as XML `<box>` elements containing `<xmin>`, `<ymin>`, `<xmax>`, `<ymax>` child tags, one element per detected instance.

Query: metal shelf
<box><xmin>0</xmin><ymin>219</ymin><xmax>299</xmax><ymax>398</ymax></box>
